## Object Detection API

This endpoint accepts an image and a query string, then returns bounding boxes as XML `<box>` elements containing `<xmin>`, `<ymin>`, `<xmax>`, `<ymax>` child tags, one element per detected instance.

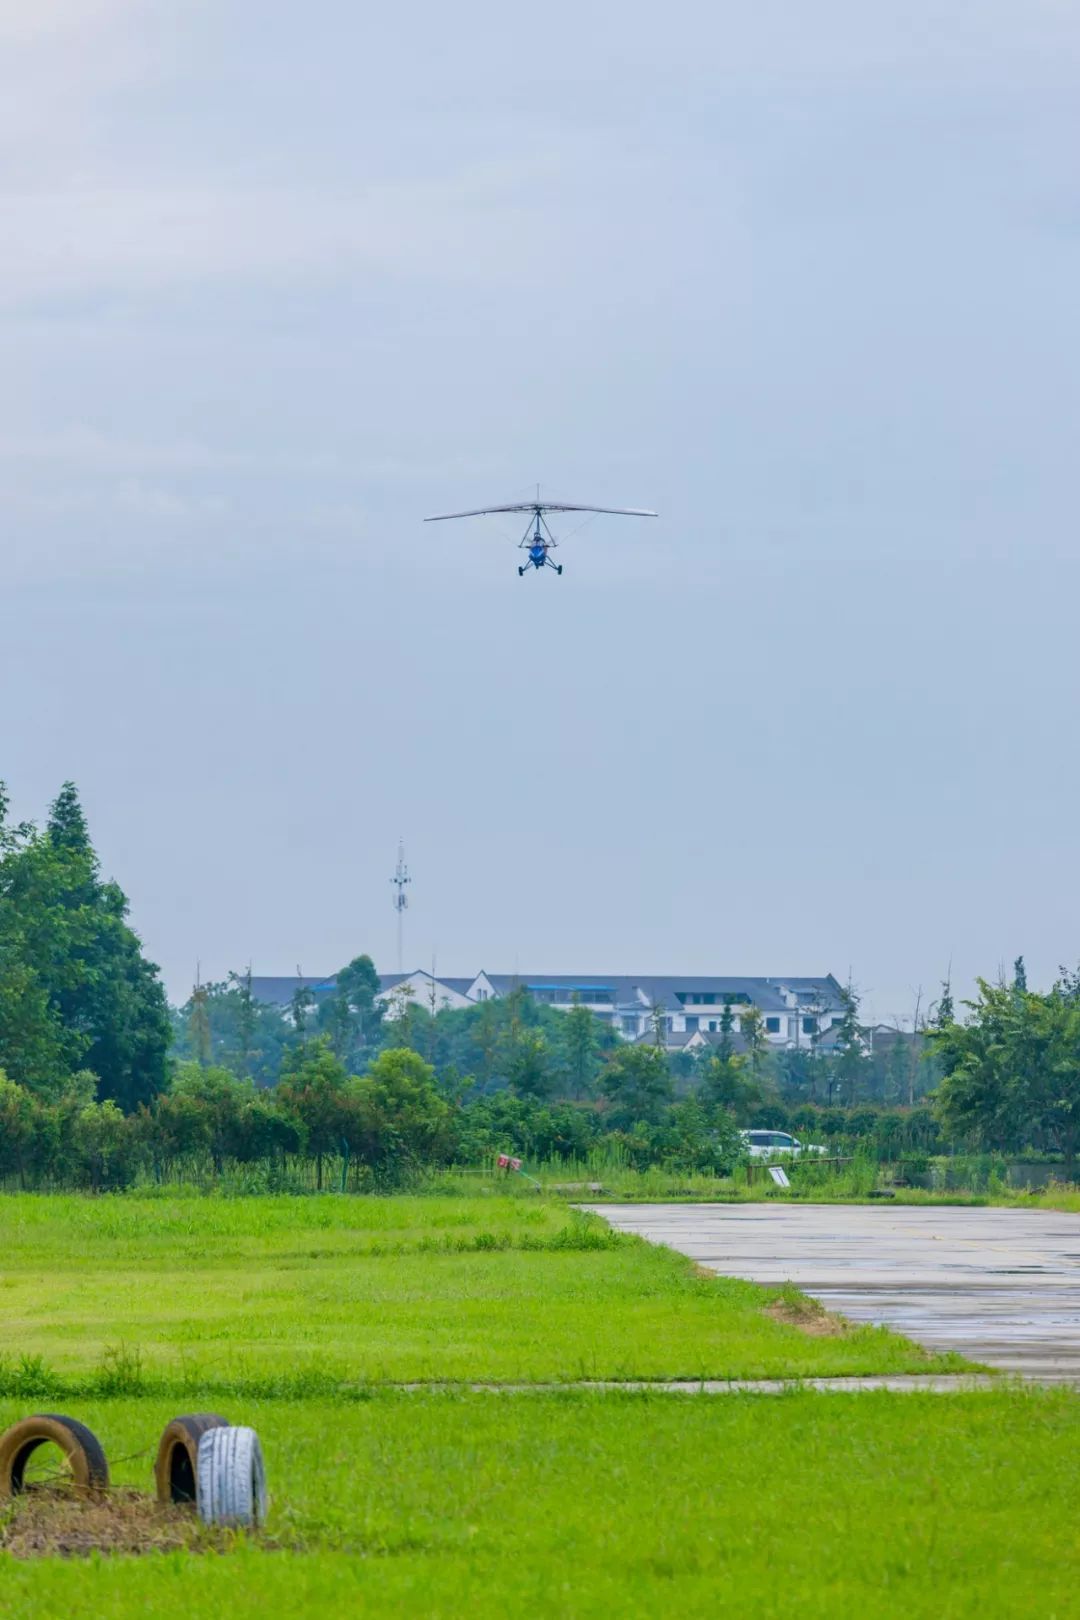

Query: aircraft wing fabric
<box><xmin>425</xmin><ymin>502</ymin><xmax>658</xmax><ymax>521</ymax></box>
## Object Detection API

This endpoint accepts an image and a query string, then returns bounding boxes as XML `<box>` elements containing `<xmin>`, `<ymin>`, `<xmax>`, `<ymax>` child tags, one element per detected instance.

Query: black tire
<box><xmin>196</xmin><ymin>1425</ymin><xmax>268</xmax><ymax>1528</ymax></box>
<box><xmin>556</xmin><ymin>564</ymin><xmax>563</xmax><ymax>574</ymax></box>
<box><xmin>518</xmin><ymin>566</ymin><xmax>524</xmax><ymax>576</ymax></box>
<box><xmin>154</xmin><ymin>1414</ymin><xmax>230</xmax><ymax>1505</ymax></box>
<box><xmin>0</xmin><ymin>1414</ymin><xmax>109</xmax><ymax>1497</ymax></box>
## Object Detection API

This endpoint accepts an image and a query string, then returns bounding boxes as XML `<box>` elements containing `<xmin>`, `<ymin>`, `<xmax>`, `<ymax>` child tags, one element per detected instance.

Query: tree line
<box><xmin>3</xmin><ymin>782</ymin><xmax>1079</xmax><ymax>1188</ymax></box>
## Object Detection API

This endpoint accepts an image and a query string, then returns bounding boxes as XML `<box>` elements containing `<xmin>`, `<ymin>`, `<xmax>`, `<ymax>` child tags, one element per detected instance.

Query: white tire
<box><xmin>196</xmin><ymin>1425</ymin><xmax>268</xmax><ymax>1528</ymax></box>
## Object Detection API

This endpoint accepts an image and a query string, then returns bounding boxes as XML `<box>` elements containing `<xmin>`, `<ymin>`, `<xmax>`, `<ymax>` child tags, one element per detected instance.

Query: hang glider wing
<box><xmin>536</xmin><ymin>503</ymin><xmax>658</xmax><ymax>517</ymax></box>
<box><xmin>424</xmin><ymin>501</ymin><xmax>658</xmax><ymax>521</ymax></box>
<box><xmin>425</xmin><ymin>503</ymin><xmax>542</xmax><ymax>521</ymax></box>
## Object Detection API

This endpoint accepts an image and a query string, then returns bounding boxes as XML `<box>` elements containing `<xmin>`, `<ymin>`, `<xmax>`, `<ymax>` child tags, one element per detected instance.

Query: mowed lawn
<box><xmin>0</xmin><ymin>1195</ymin><xmax>969</xmax><ymax>1385</ymax></box>
<box><xmin>1</xmin><ymin>1390</ymin><xmax>1078</xmax><ymax>1618</ymax></box>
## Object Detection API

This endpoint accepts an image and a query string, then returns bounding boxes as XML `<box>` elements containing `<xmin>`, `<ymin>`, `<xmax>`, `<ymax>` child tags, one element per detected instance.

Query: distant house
<box><xmin>247</xmin><ymin>970</ymin><xmax>846</xmax><ymax>1051</ymax></box>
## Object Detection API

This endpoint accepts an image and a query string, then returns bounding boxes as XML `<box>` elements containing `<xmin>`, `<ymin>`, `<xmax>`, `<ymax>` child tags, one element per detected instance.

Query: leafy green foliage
<box><xmin>277</xmin><ymin>1038</ymin><xmax>351</xmax><ymax>1186</ymax></box>
<box><xmin>171</xmin><ymin>977</ymin><xmax>291</xmax><ymax>1084</ymax></box>
<box><xmin>317</xmin><ymin>953</ymin><xmax>384</xmax><ymax>1066</ymax></box>
<box><xmin>0</xmin><ymin>781</ymin><xmax>169</xmax><ymax>1109</ymax></box>
<box><xmin>934</xmin><ymin>972</ymin><xmax>1080</xmax><ymax>1159</ymax></box>
<box><xmin>698</xmin><ymin>1050</ymin><xmax>761</xmax><ymax>1123</ymax></box>
<box><xmin>562</xmin><ymin>994</ymin><xmax>600</xmax><ymax>1096</ymax></box>
<box><xmin>600</xmin><ymin>1043</ymin><xmax>673</xmax><ymax>1126</ymax></box>
<box><xmin>344</xmin><ymin>1047</ymin><xmax>454</xmax><ymax>1181</ymax></box>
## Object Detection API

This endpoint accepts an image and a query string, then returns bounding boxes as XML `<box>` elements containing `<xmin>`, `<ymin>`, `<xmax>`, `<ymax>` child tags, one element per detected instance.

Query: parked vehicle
<box><xmin>740</xmin><ymin>1129</ymin><xmax>826</xmax><ymax>1160</ymax></box>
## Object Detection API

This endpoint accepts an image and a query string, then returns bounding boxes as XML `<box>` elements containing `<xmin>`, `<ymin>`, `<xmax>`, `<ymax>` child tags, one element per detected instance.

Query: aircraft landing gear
<box><xmin>556</xmin><ymin>564</ymin><xmax>563</xmax><ymax>574</ymax></box>
<box><xmin>518</xmin><ymin>566</ymin><xmax>525</xmax><ymax>576</ymax></box>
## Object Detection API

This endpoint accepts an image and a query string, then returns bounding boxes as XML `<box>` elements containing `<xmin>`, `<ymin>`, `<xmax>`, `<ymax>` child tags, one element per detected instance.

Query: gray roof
<box><xmin>246</xmin><ymin>970</ymin><xmax>845</xmax><ymax>1014</ymax></box>
<box><xmin>248</xmin><ymin>969</ymin><xmax>474</xmax><ymax>1007</ymax></box>
<box><xmin>247</xmin><ymin>975</ymin><xmax>336</xmax><ymax>1006</ymax></box>
<box><xmin>480</xmin><ymin>974</ymin><xmax>844</xmax><ymax>1014</ymax></box>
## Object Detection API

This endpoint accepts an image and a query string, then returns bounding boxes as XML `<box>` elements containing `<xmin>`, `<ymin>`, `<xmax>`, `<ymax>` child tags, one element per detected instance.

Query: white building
<box><xmin>248</xmin><ymin>971</ymin><xmax>847</xmax><ymax>1051</ymax></box>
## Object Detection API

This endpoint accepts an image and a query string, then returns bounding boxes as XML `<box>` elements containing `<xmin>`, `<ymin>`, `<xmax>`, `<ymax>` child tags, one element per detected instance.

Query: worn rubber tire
<box><xmin>0</xmin><ymin>1414</ymin><xmax>109</xmax><ymax>1498</ymax></box>
<box><xmin>196</xmin><ymin>1425</ymin><xmax>268</xmax><ymax>1528</ymax></box>
<box><xmin>154</xmin><ymin>1414</ymin><xmax>230</xmax><ymax>1506</ymax></box>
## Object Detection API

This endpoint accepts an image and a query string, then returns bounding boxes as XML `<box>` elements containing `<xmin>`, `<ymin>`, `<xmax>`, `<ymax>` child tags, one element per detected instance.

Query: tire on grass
<box><xmin>0</xmin><ymin>1414</ymin><xmax>110</xmax><ymax>1498</ymax></box>
<box><xmin>196</xmin><ymin>1424</ymin><xmax>268</xmax><ymax>1529</ymax></box>
<box><xmin>154</xmin><ymin>1414</ymin><xmax>230</xmax><ymax>1506</ymax></box>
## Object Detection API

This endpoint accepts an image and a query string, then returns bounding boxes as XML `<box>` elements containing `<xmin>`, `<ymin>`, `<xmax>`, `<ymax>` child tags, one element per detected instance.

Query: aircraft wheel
<box><xmin>557</xmin><ymin>565</ymin><xmax>563</xmax><ymax>575</ymax></box>
<box><xmin>518</xmin><ymin>566</ymin><xmax>524</xmax><ymax>576</ymax></box>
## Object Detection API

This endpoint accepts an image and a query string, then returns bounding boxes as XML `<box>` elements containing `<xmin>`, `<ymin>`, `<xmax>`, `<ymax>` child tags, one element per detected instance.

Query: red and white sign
<box><xmin>496</xmin><ymin>1153</ymin><xmax>523</xmax><ymax>1171</ymax></box>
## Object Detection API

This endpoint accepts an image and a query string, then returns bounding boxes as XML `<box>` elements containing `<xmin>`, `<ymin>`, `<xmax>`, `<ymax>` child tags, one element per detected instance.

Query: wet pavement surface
<box><xmin>587</xmin><ymin>1203</ymin><xmax>1080</xmax><ymax>1380</ymax></box>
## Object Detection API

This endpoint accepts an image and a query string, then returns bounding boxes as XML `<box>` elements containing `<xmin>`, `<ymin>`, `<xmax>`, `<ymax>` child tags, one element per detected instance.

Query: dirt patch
<box><xmin>765</xmin><ymin>1297</ymin><xmax>851</xmax><ymax>1338</ymax></box>
<box><xmin>0</xmin><ymin>1489</ymin><xmax>256</xmax><ymax>1559</ymax></box>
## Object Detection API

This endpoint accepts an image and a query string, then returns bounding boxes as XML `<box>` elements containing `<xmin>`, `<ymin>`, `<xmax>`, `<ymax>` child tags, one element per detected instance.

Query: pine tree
<box><xmin>47</xmin><ymin>782</ymin><xmax>92</xmax><ymax>856</ymax></box>
<box><xmin>1</xmin><ymin>783</ymin><xmax>169</xmax><ymax>1109</ymax></box>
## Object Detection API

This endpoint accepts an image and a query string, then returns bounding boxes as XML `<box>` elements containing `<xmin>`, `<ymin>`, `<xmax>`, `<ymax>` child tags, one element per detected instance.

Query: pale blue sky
<box><xmin>2</xmin><ymin>2</ymin><xmax>1078</xmax><ymax>1024</ymax></box>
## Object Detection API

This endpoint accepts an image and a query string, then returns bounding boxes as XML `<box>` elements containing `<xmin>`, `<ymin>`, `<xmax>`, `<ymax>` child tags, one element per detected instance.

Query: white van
<box><xmin>740</xmin><ymin>1129</ymin><xmax>826</xmax><ymax>1160</ymax></box>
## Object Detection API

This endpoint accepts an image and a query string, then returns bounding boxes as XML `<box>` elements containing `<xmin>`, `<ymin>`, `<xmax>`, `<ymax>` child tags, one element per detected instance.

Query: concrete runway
<box><xmin>588</xmin><ymin>1202</ymin><xmax>1080</xmax><ymax>1380</ymax></box>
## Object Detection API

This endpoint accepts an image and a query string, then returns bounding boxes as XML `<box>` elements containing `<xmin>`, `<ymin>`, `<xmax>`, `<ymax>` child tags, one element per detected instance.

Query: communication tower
<box><xmin>390</xmin><ymin>841</ymin><xmax>411</xmax><ymax>972</ymax></box>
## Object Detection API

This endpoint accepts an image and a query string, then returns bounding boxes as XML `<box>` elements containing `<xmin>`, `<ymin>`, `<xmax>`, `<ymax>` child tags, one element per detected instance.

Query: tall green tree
<box><xmin>562</xmin><ymin>996</ymin><xmax>599</xmax><ymax>1098</ymax></box>
<box><xmin>46</xmin><ymin>782</ymin><xmax>91</xmax><ymax>855</ymax></box>
<box><xmin>832</xmin><ymin>982</ymin><xmax>866</xmax><ymax>1106</ymax></box>
<box><xmin>933</xmin><ymin>979</ymin><xmax>1054</xmax><ymax>1152</ymax></box>
<box><xmin>0</xmin><ymin>781</ymin><xmax>169</xmax><ymax>1108</ymax></box>
<box><xmin>290</xmin><ymin>977</ymin><xmax>316</xmax><ymax>1038</ymax></box>
<box><xmin>277</xmin><ymin>1037</ymin><xmax>350</xmax><ymax>1189</ymax></box>
<box><xmin>232</xmin><ymin>967</ymin><xmax>256</xmax><ymax>1075</ymax></box>
<box><xmin>740</xmin><ymin>1005</ymin><xmax>769</xmax><ymax>1083</ymax></box>
<box><xmin>601</xmin><ymin>1044</ymin><xmax>673</xmax><ymax>1126</ymax></box>
<box><xmin>699</xmin><ymin>1050</ymin><xmax>759</xmax><ymax>1123</ymax></box>
<box><xmin>188</xmin><ymin>978</ymin><xmax>212</xmax><ymax>1066</ymax></box>
<box><xmin>318</xmin><ymin>954</ymin><xmax>383</xmax><ymax>1066</ymax></box>
<box><xmin>717</xmin><ymin>998</ymin><xmax>736</xmax><ymax>1063</ymax></box>
<box><xmin>505</xmin><ymin>1028</ymin><xmax>552</xmax><ymax>1100</ymax></box>
<box><xmin>345</xmin><ymin>1047</ymin><xmax>454</xmax><ymax>1179</ymax></box>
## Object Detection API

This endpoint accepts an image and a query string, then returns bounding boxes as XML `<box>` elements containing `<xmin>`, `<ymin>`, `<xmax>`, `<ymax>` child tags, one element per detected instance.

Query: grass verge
<box><xmin>0</xmin><ymin>1195</ymin><xmax>969</xmax><ymax>1387</ymax></box>
<box><xmin>0</xmin><ymin>1389</ymin><xmax>1076</xmax><ymax>1617</ymax></box>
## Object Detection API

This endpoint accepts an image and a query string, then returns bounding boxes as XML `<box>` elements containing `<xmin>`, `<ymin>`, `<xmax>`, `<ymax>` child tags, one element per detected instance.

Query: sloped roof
<box><xmin>766</xmin><ymin>975</ymin><xmax>846</xmax><ymax>1003</ymax></box>
<box><xmin>247</xmin><ymin>975</ymin><xmax>335</xmax><ymax>1006</ymax></box>
<box><xmin>481</xmin><ymin>975</ymin><xmax>815</xmax><ymax>1013</ymax></box>
<box><xmin>244</xmin><ymin>971</ymin><xmax>845</xmax><ymax>1014</ymax></box>
<box><xmin>248</xmin><ymin>970</ymin><xmax>459</xmax><ymax>1006</ymax></box>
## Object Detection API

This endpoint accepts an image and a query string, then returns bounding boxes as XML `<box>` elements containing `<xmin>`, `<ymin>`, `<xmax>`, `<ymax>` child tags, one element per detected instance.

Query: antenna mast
<box><xmin>390</xmin><ymin>840</ymin><xmax>411</xmax><ymax>973</ymax></box>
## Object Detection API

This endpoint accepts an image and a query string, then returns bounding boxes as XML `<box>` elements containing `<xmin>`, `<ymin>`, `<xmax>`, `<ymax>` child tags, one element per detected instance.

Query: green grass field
<box><xmin>0</xmin><ymin>1195</ymin><xmax>969</xmax><ymax>1387</ymax></box>
<box><xmin>3</xmin><ymin>1193</ymin><xmax>1076</xmax><ymax>1618</ymax></box>
<box><xmin>2</xmin><ymin>1389</ymin><xmax>1078</xmax><ymax>1618</ymax></box>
